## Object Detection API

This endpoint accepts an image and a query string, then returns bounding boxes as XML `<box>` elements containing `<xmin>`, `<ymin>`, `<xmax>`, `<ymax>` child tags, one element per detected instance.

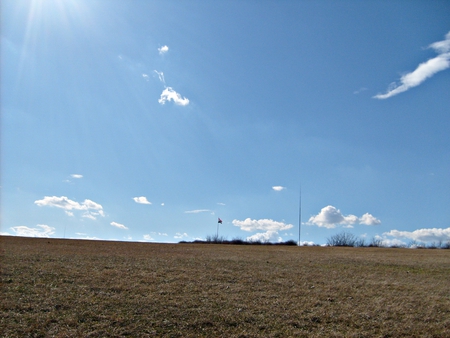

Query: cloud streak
<box><xmin>111</xmin><ymin>222</ymin><xmax>128</xmax><ymax>230</ymax></box>
<box><xmin>308</xmin><ymin>205</ymin><xmax>380</xmax><ymax>229</ymax></box>
<box><xmin>374</xmin><ymin>31</ymin><xmax>450</xmax><ymax>99</ymax></box>
<box><xmin>272</xmin><ymin>186</ymin><xmax>286</xmax><ymax>191</ymax></box>
<box><xmin>232</xmin><ymin>218</ymin><xmax>293</xmax><ymax>232</ymax></box>
<box><xmin>184</xmin><ymin>209</ymin><xmax>211</xmax><ymax>214</ymax></box>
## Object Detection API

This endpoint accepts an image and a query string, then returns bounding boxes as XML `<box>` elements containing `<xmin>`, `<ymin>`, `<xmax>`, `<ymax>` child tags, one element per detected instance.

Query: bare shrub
<box><xmin>326</xmin><ymin>232</ymin><xmax>358</xmax><ymax>247</ymax></box>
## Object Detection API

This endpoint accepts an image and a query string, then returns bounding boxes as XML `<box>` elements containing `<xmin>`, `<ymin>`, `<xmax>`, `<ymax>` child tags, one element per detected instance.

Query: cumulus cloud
<box><xmin>308</xmin><ymin>205</ymin><xmax>380</xmax><ymax>229</ymax></box>
<box><xmin>272</xmin><ymin>186</ymin><xmax>286</xmax><ymax>191</ymax></box>
<box><xmin>111</xmin><ymin>222</ymin><xmax>128</xmax><ymax>230</ymax></box>
<box><xmin>133</xmin><ymin>196</ymin><xmax>151</xmax><ymax>205</ymax></box>
<box><xmin>374</xmin><ymin>31</ymin><xmax>450</xmax><ymax>99</ymax></box>
<box><xmin>34</xmin><ymin>196</ymin><xmax>105</xmax><ymax>219</ymax></box>
<box><xmin>232</xmin><ymin>218</ymin><xmax>294</xmax><ymax>232</ymax></box>
<box><xmin>383</xmin><ymin>227</ymin><xmax>450</xmax><ymax>243</ymax></box>
<box><xmin>174</xmin><ymin>232</ymin><xmax>188</xmax><ymax>239</ymax></box>
<box><xmin>158</xmin><ymin>45</ymin><xmax>169</xmax><ymax>55</ymax></box>
<box><xmin>158</xmin><ymin>87</ymin><xmax>190</xmax><ymax>106</ymax></box>
<box><xmin>9</xmin><ymin>224</ymin><xmax>55</xmax><ymax>238</ymax></box>
<box><xmin>71</xmin><ymin>174</ymin><xmax>83</xmax><ymax>179</ymax></box>
<box><xmin>185</xmin><ymin>209</ymin><xmax>211</xmax><ymax>214</ymax></box>
<box><xmin>247</xmin><ymin>230</ymin><xmax>282</xmax><ymax>243</ymax></box>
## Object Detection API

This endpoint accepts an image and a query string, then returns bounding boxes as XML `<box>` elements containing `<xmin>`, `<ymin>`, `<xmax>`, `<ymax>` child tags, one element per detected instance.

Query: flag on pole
<box><xmin>218</xmin><ymin>218</ymin><xmax>223</xmax><ymax>224</ymax></box>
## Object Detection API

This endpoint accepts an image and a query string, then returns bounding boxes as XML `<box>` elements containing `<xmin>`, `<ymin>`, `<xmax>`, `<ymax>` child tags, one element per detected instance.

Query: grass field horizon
<box><xmin>1</xmin><ymin>236</ymin><xmax>449</xmax><ymax>337</ymax></box>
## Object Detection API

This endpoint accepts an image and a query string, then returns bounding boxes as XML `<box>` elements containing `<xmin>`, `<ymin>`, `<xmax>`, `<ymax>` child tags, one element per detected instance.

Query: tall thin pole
<box><xmin>298</xmin><ymin>185</ymin><xmax>302</xmax><ymax>246</ymax></box>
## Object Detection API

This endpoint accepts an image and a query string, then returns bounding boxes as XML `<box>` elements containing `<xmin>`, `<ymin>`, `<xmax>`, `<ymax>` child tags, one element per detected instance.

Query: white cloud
<box><xmin>35</xmin><ymin>196</ymin><xmax>104</xmax><ymax>220</ymax></box>
<box><xmin>217</xmin><ymin>202</ymin><xmax>226</xmax><ymax>206</ymax></box>
<box><xmin>308</xmin><ymin>205</ymin><xmax>380</xmax><ymax>229</ymax></box>
<box><xmin>9</xmin><ymin>224</ymin><xmax>55</xmax><ymax>238</ymax></box>
<box><xmin>383</xmin><ymin>227</ymin><xmax>450</xmax><ymax>243</ymax></box>
<box><xmin>272</xmin><ymin>186</ymin><xmax>286</xmax><ymax>191</ymax></box>
<box><xmin>174</xmin><ymin>232</ymin><xmax>188</xmax><ymax>239</ymax></box>
<box><xmin>158</xmin><ymin>45</ymin><xmax>169</xmax><ymax>55</ymax></box>
<box><xmin>65</xmin><ymin>211</ymin><xmax>74</xmax><ymax>217</ymax></box>
<box><xmin>142</xmin><ymin>73</ymin><xmax>150</xmax><ymax>81</ymax></box>
<box><xmin>133</xmin><ymin>196</ymin><xmax>151</xmax><ymax>205</ymax></box>
<box><xmin>185</xmin><ymin>209</ymin><xmax>210</xmax><ymax>214</ymax></box>
<box><xmin>247</xmin><ymin>230</ymin><xmax>282</xmax><ymax>243</ymax></box>
<box><xmin>232</xmin><ymin>218</ymin><xmax>294</xmax><ymax>232</ymax></box>
<box><xmin>374</xmin><ymin>31</ymin><xmax>450</xmax><ymax>99</ymax></box>
<box><xmin>71</xmin><ymin>174</ymin><xmax>83</xmax><ymax>179</ymax></box>
<box><xmin>359</xmin><ymin>212</ymin><xmax>382</xmax><ymax>225</ymax></box>
<box><xmin>143</xmin><ymin>234</ymin><xmax>154</xmax><ymax>241</ymax></box>
<box><xmin>111</xmin><ymin>222</ymin><xmax>128</xmax><ymax>230</ymax></box>
<box><xmin>158</xmin><ymin>87</ymin><xmax>189</xmax><ymax>106</ymax></box>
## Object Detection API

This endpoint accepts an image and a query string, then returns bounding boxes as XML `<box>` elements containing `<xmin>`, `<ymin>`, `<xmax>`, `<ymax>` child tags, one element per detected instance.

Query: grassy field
<box><xmin>1</xmin><ymin>236</ymin><xmax>449</xmax><ymax>337</ymax></box>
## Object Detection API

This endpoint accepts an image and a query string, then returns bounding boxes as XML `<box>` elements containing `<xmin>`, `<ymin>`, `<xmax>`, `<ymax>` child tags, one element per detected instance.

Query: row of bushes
<box><xmin>326</xmin><ymin>232</ymin><xmax>450</xmax><ymax>249</ymax></box>
<box><xmin>179</xmin><ymin>234</ymin><xmax>298</xmax><ymax>246</ymax></box>
<box><xmin>179</xmin><ymin>232</ymin><xmax>450</xmax><ymax>249</ymax></box>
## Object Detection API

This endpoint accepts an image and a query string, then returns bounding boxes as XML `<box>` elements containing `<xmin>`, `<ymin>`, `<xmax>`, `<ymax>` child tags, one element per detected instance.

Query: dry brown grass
<box><xmin>1</xmin><ymin>236</ymin><xmax>449</xmax><ymax>337</ymax></box>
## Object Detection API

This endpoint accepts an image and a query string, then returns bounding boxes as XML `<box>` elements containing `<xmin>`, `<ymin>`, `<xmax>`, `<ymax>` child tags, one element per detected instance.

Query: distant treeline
<box><xmin>179</xmin><ymin>235</ymin><xmax>298</xmax><ymax>246</ymax></box>
<box><xmin>179</xmin><ymin>232</ymin><xmax>450</xmax><ymax>249</ymax></box>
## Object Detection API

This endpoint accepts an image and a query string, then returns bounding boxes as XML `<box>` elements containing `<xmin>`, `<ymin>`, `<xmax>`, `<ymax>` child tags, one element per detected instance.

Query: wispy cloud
<box><xmin>34</xmin><ymin>196</ymin><xmax>105</xmax><ymax>219</ymax></box>
<box><xmin>185</xmin><ymin>209</ymin><xmax>211</xmax><ymax>214</ymax></box>
<box><xmin>111</xmin><ymin>222</ymin><xmax>128</xmax><ymax>230</ymax></box>
<box><xmin>272</xmin><ymin>186</ymin><xmax>286</xmax><ymax>191</ymax></box>
<box><xmin>133</xmin><ymin>196</ymin><xmax>151</xmax><ymax>205</ymax></box>
<box><xmin>353</xmin><ymin>87</ymin><xmax>367</xmax><ymax>94</ymax></box>
<box><xmin>174</xmin><ymin>232</ymin><xmax>188</xmax><ymax>239</ymax></box>
<box><xmin>374</xmin><ymin>31</ymin><xmax>450</xmax><ymax>99</ymax></box>
<box><xmin>158</xmin><ymin>87</ymin><xmax>190</xmax><ymax>106</ymax></box>
<box><xmin>158</xmin><ymin>45</ymin><xmax>169</xmax><ymax>55</ymax></box>
<box><xmin>143</xmin><ymin>234</ymin><xmax>154</xmax><ymax>241</ymax></box>
<box><xmin>8</xmin><ymin>224</ymin><xmax>55</xmax><ymax>238</ymax></box>
<box><xmin>142</xmin><ymin>73</ymin><xmax>150</xmax><ymax>81</ymax></box>
<box><xmin>154</xmin><ymin>70</ymin><xmax>166</xmax><ymax>85</ymax></box>
<box><xmin>71</xmin><ymin>174</ymin><xmax>83</xmax><ymax>179</ymax></box>
<box><xmin>308</xmin><ymin>205</ymin><xmax>380</xmax><ymax>229</ymax></box>
<box><xmin>232</xmin><ymin>218</ymin><xmax>293</xmax><ymax>232</ymax></box>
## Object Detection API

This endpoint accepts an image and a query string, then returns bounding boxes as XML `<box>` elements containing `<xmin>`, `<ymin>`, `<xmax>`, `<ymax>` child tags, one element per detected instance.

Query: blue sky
<box><xmin>2</xmin><ymin>0</ymin><xmax>449</xmax><ymax>246</ymax></box>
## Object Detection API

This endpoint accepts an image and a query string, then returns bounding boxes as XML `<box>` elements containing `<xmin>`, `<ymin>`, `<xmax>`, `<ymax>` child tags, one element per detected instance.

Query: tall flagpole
<box><xmin>298</xmin><ymin>185</ymin><xmax>302</xmax><ymax>246</ymax></box>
